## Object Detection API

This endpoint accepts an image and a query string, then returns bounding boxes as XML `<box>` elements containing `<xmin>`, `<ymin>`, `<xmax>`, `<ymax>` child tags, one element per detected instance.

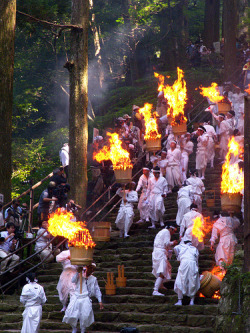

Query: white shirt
<box><xmin>146</xmin><ymin>176</ymin><xmax>168</xmax><ymax>197</ymax></box>
<box><xmin>20</xmin><ymin>282</ymin><xmax>47</xmax><ymax>307</ymax></box>
<box><xmin>35</xmin><ymin>228</ymin><xmax>51</xmax><ymax>251</ymax></box>
<box><xmin>153</xmin><ymin>229</ymin><xmax>174</xmax><ymax>249</ymax></box>
<box><xmin>0</xmin><ymin>231</ymin><xmax>14</xmax><ymax>252</ymax></box>
<box><xmin>167</xmin><ymin>148</ymin><xmax>181</xmax><ymax>166</ymax></box>
<box><xmin>59</xmin><ymin>145</ymin><xmax>69</xmax><ymax>167</ymax></box>
<box><xmin>0</xmin><ymin>211</ymin><xmax>4</xmax><ymax>227</ymax></box>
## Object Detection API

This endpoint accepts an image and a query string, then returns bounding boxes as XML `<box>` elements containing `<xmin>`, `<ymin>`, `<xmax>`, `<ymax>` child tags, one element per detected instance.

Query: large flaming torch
<box><xmin>138</xmin><ymin>103</ymin><xmax>161</xmax><ymax>152</ymax></box>
<box><xmin>155</xmin><ymin>68</ymin><xmax>187</xmax><ymax>135</ymax></box>
<box><xmin>93</xmin><ymin>132</ymin><xmax>133</xmax><ymax>184</ymax></box>
<box><xmin>221</xmin><ymin>137</ymin><xmax>244</xmax><ymax>213</ymax></box>
<box><xmin>48</xmin><ymin>209</ymin><xmax>96</xmax><ymax>293</ymax></box>
<box><xmin>199</xmin><ymin>82</ymin><xmax>231</xmax><ymax>114</ymax></box>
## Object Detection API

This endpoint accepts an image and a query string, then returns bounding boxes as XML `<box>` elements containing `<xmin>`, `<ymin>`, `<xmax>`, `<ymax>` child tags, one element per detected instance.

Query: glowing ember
<box><xmin>212</xmin><ymin>290</ymin><xmax>221</xmax><ymax>299</ymax></box>
<box><xmin>210</xmin><ymin>266</ymin><xmax>226</xmax><ymax>281</ymax></box>
<box><xmin>199</xmin><ymin>82</ymin><xmax>224</xmax><ymax>103</ymax></box>
<box><xmin>221</xmin><ymin>137</ymin><xmax>244</xmax><ymax>194</ymax></box>
<box><xmin>48</xmin><ymin>209</ymin><xmax>96</xmax><ymax>249</ymax></box>
<box><xmin>245</xmin><ymin>84</ymin><xmax>250</xmax><ymax>94</ymax></box>
<box><xmin>138</xmin><ymin>103</ymin><xmax>161</xmax><ymax>140</ymax></box>
<box><xmin>93</xmin><ymin>132</ymin><xmax>133</xmax><ymax>170</ymax></box>
<box><xmin>155</xmin><ymin>68</ymin><xmax>187</xmax><ymax>126</ymax></box>
<box><xmin>192</xmin><ymin>216</ymin><xmax>213</xmax><ymax>242</ymax></box>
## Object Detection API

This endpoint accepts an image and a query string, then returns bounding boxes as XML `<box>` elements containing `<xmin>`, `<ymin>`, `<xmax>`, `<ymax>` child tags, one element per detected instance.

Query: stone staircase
<box><xmin>0</xmin><ymin>152</ymin><xmax>243</xmax><ymax>333</ymax></box>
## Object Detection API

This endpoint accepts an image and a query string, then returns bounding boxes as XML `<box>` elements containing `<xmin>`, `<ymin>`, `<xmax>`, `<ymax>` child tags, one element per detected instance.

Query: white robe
<box><xmin>203</xmin><ymin>124</ymin><xmax>216</xmax><ymax>165</ymax></box>
<box><xmin>181</xmin><ymin>141</ymin><xmax>194</xmax><ymax>182</ymax></box>
<box><xmin>63</xmin><ymin>273</ymin><xmax>102</xmax><ymax>329</ymax></box>
<box><xmin>186</xmin><ymin>176</ymin><xmax>205</xmax><ymax>213</ymax></box>
<box><xmin>20</xmin><ymin>282</ymin><xmax>47</xmax><ymax>333</ymax></box>
<box><xmin>115</xmin><ymin>189</ymin><xmax>138</xmax><ymax>234</ymax></box>
<box><xmin>136</xmin><ymin>174</ymin><xmax>151</xmax><ymax>220</ymax></box>
<box><xmin>196</xmin><ymin>133</ymin><xmax>209</xmax><ymax>170</ymax></box>
<box><xmin>176</xmin><ymin>186</ymin><xmax>193</xmax><ymax>226</ymax></box>
<box><xmin>237</xmin><ymin>113</ymin><xmax>244</xmax><ymax>135</ymax></box>
<box><xmin>210</xmin><ymin>216</ymin><xmax>240</xmax><ymax>266</ymax></box>
<box><xmin>146</xmin><ymin>176</ymin><xmax>168</xmax><ymax>222</ymax></box>
<box><xmin>166</xmin><ymin>148</ymin><xmax>182</xmax><ymax>187</ymax></box>
<box><xmin>180</xmin><ymin>210</ymin><xmax>204</xmax><ymax>251</ymax></box>
<box><xmin>157</xmin><ymin>158</ymin><xmax>168</xmax><ymax>177</ymax></box>
<box><xmin>152</xmin><ymin>229</ymin><xmax>173</xmax><ymax>281</ymax></box>
<box><xmin>219</xmin><ymin>120</ymin><xmax>231</xmax><ymax>158</ymax></box>
<box><xmin>56</xmin><ymin>250</ymin><xmax>77</xmax><ymax>306</ymax></box>
<box><xmin>174</xmin><ymin>243</ymin><xmax>200</xmax><ymax>297</ymax></box>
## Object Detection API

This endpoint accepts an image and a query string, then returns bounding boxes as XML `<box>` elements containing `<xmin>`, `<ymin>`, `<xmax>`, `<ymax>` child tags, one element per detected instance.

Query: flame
<box><xmin>245</xmin><ymin>84</ymin><xmax>250</xmax><ymax>94</ymax></box>
<box><xmin>210</xmin><ymin>266</ymin><xmax>226</xmax><ymax>281</ymax></box>
<box><xmin>221</xmin><ymin>137</ymin><xmax>244</xmax><ymax>194</ymax></box>
<box><xmin>93</xmin><ymin>132</ymin><xmax>133</xmax><ymax>170</ymax></box>
<box><xmin>154</xmin><ymin>72</ymin><xmax>165</xmax><ymax>92</ymax></box>
<box><xmin>155</xmin><ymin>68</ymin><xmax>187</xmax><ymax>126</ymax></box>
<box><xmin>138</xmin><ymin>103</ymin><xmax>161</xmax><ymax>140</ymax></box>
<box><xmin>192</xmin><ymin>216</ymin><xmax>213</xmax><ymax>242</ymax></box>
<box><xmin>199</xmin><ymin>82</ymin><xmax>224</xmax><ymax>103</ymax></box>
<box><xmin>48</xmin><ymin>209</ymin><xmax>96</xmax><ymax>249</ymax></box>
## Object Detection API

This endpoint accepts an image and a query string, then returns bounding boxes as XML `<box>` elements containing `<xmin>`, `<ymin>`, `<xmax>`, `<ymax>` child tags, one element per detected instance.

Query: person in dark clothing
<box><xmin>50</xmin><ymin>168</ymin><xmax>67</xmax><ymax>186</ymax></box>
<box><xmin>37</xmin><ymin>182</ymin><xmax>58</xmax><ymax>222</ymax></box>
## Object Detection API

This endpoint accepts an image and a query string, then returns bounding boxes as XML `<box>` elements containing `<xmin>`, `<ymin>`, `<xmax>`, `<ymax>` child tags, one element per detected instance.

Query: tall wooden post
<box><xmin>0</xmin><ymin>1</ymin><xmax>16</xmax><ymax>203</ymax></box>
<box><xmin>67</xmin><ymin>0</ymin><xmax>89</xmax><ymax>209</ymax></box>
<box><xmin>244</xmin><ymin>95</ymin><xmax>250</xmax><ymax>272</ymax></box>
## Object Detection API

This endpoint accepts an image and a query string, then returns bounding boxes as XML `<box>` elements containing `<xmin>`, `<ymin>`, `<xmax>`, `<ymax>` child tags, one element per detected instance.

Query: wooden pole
<box><xmin>79</xmin><ymin>267</ymin><xmax>83</xmax><ymax>294</ymax></box>
<box><xmin>244</xmin><ymin>96</ymin><xmax>250</xmax><ymax>272</ymax></box>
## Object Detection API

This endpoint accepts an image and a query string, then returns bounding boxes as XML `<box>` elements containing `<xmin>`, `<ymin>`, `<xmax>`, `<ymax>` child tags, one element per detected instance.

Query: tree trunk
<box><xmin>89</xmin><ymin>0</ymin><xmax>104</xmax><ymax>90</ymax></box>
<box><xmin>204</xmin><ymin>0</ymin><xmax>220</xmax><ymax>47</ymax></box>
<box><xmin>0</xmin><ymin>1</ymin><xmax>16</xmax><ymax>203</ymax></box>
<box><xmin>223</xmin><ymin>0</ymin><xmax>237</xmax><ymax>81</ymax></box>
<box><xmin>68</xmin><ymin>0</ymin><xmax>89</xmax><ymax>209</ymax></box>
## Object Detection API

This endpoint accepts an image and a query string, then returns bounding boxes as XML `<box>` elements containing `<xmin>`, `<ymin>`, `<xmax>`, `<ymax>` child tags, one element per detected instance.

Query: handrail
<box><xmin>0</xmin><ymin>238</ymin><xmax>66</xmax><ymax>292</ymax></box>
<box><xmin>3</xmin><ymin>172</ymin><xmax>53</xmax><ymax>209</ymax></box>
<box><xmin>0</xmin><ymin>235</ymin><xmax>56</xmax><ymax>277</ymax></box>
<box><xmin>0</xmin><ymin>229</ymin><xmax>46</xmax><ymax>264</ymax></box>
<box><xmin>88</xmin><ymin>148</ymin><xmax>164</xmax><ymax>223</ymax></box>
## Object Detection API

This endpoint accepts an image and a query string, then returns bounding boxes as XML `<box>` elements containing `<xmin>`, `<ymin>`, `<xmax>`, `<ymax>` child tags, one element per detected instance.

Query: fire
<box><xmin>199</xmin><ymin>82</ymin><xmax>224</xmax><ymax>103</ymax></box>
<box><xmin>221</xmin><ymin>137</ymin><xmax>244</xmax><ymax>194</ymax></box>
<box><xmin>192</xmin><ymin>216</ymin><xmax>213</xmax><ymax>242</ymax></box>
<box><xmin>138</xmin><ymin>103</ymin><xmax>161</xmax><ymax>140</ymax></box>
<box><xmin>210</xmin><ymin>266</ymin><xmax>226</xmax><ymax>281</ymax></box>
<box><xmin>154</xmin><ymin>72</ymin><xmax>165</xmax><ymax>92</ymax></box>
<box><xmin>48</xmin><ymin>209</ymin><xmax>96</xmax><ymax>249</ymax></box>
<box><xmin>155</xmin><ymin>68</ymin><xmax>187</xmax><ymax>126</ymax></box>
<box><xmin>245</xmin><ymin>84</ymin><xmax>250</xmax><ymax>94</ymax></box>
<box><xmin>93</xmin><ymin>132</ymin><xmax>133</xmax><ymax>170</ymax></box>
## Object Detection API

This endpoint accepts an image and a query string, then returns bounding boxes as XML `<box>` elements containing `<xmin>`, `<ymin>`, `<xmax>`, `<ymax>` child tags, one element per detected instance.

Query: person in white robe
<box><xmin>63</xmin><ymin>264</ymin><xmax>103</xmax><ymax>333</ymax></box>
<box><xmin>174</xmin><ymin>240</ymin><xmax>200</xmax><ymax>306</ymax></box>
<box><xmin>195</xmin><ymin>126</ymin><xmax>209</xmax><ymax>179</ymax></box>
<box><xmin>226</xmin><ymin>110</ymin><xmax>235</xmax><ymax>136</ymax></box>
<box><xmin>136</xmin><ymin>168</ymin><xmax>152</xmax><ymax>224</ymax></box>
<box><xmin>176</xmin><ymin>184</ymin><xmax>194</xmax><ymax>226</ymax></box>
<box><xmin>146</xmin><ymin>166</ymin><xmax>168</xmax><ymax>229</ymax></box>
<box><xmin>166</xmin><ymin>141</ymin><xmax>182</xmax><ymax>191</ymax></box>
<box><xmin>152</xmin><ymin>226</ymin><xmax>178</xmax><ymax>296</ymax></box>
<box><xmin>157</xmin><ymin>151</ymin><xmax>168</xmax><ymax>177</ymax></box>
<box><xmin>210</xmin><ymin>212</ymin><xmax>240</xmax><ymax>268</ymax></box>
<box><xmin>203</xmin><ymin>122</ymin><xmax>217</xmax><ymax>168</ymax></box>
<box><xmin>20</xmin><ymin>272</ymin><xmax>47</xmax><ymax>333</ymax></box>
<box><xmin>56</xmin><ymin>250</ymin><xmax>77</xmax><ymax>312</ymax></box>
<box><xmin>180</xmin><ymin>133</ymin><xmax>194</xmax><ymax>183</ymax></box>
<box><xmin>179</xmin><ymin>204</ymin><xmax>204</xmax><ymax>251</ymax></box>
<box><xmin>186</xmin><ymin>169</ymin><xmax>205</xmax><ymax>212</ymax></box>
<box><xmin>115</xmin><ymin>182</ymin><xmax>138</xmax><ymax>238</ymax></box>
<box><xmin>209</xmin><ymin>111</ymin><xmax>231</xmax><ymax>160</ymax></box>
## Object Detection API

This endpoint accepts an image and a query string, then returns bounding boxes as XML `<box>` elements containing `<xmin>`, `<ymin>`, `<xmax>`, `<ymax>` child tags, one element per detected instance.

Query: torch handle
<box><xmin>79</xmin><ymin>267</ymin><xmax>83</xmax><ymax>294</ymax></box>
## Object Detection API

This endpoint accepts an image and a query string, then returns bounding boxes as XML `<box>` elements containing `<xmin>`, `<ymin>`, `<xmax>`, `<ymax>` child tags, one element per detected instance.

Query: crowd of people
<box><xmin>0</xmin><ymin>69</ymin><xmax>247</xmax><ymax>332</ymax></box>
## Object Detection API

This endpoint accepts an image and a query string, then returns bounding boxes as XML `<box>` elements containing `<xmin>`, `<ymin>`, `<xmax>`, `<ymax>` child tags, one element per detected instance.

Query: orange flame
<box><xmin>48</xmin><ymin>209</ymin><xmax>96</xmax><ymax>249</ymax></box>
<box><xmin>245</xmin><ymin>84</ymin><xmax>250</xmax><ymax>94</ymax></box>
<box><xmin>155</xmin><ymin>68</ymin><xmax>187</xmax><ymax>126</ymax></box>
<box><xmin>199</xmin><ymin>82</ymin><xmax>224</xmax><ymax>103</ymax></box>
<box><xmin>210</xmin><ymin>266</ymin><xmax>226</xmax><ymax>281</ymax></box>
<box><xmin>221</xmin><ymin>137</ymin><xmax>244</xmax><ymax>194</ymax></box>
<box><xmin>138</xmin><ymin>103</ymin><xmax>161</xmax><ymax>140</ymax></box>
<box><xmin>154</xmin><ymin>72</ymin><xmax>165</xmax><ymax>92</ymax></box>
<box><xmin>192</xmin><ymin>216</ymin><xmax>213</xmax><ymax>242</ymax></box>
<box><xmin>93</xmin><ymin>132</ymin><xmax>133</xmax><ymax>170</ymax></box>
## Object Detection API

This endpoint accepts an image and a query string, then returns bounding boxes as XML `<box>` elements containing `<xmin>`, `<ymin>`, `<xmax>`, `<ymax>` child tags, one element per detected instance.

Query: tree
<box><xmin>66</xmin><ymin>0</ymin><xmax>89</xmax><ymax>209</ymax></box>
<box><xmin>0</xmin><ymin>0</ymin><xmax>16</xmax><ymax>203</ymax></box>
<box><xmin>223</xmin><ymin>0</ymin><xmax>237</xmax><ymax>81</ymax></box>
<box><xmin>204</xmin><ymin>0</ymin><xmax>220</xmax><ymax>48</ymax></box>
